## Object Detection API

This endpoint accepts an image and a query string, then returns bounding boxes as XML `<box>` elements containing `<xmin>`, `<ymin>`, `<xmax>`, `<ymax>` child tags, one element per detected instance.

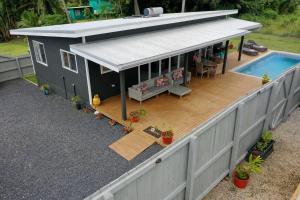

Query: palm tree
<box><xmin>133</xmin><ymin>0</ymin><xmax>140</xmax><ymax>15</ymax></box>
<box><xmin>59</xmin><ymin>0</ymin><xmax>71</xmax><ymax>23</ymax></box>
<box><xmin>181</xmin><ymin>0</ymin><xmax>186</xmax><ymax>12</ymax></box>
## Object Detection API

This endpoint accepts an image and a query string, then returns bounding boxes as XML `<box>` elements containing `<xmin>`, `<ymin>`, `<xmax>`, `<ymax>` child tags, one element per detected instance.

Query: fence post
<box><xmin>263</xmin><ymin>81</ymin><xmax>280</xmax><ymax>131</ymax></box>
<box><xmin>229</xmin><ymin>102</ymin><xmax>244</xmax><ymax>175</ymax></box>
<box><xmin>283</xmin><ymin>67</ymin><xmax>300</xmax><ymax>121</ymax></box>
<box><xmin>15</xmin><ymin>57</ymin><xmax>23</xmax><ymax>78</ymax></box>
<box><xmin>185</xmin><ymin>135</ymin><xmax>197</xmax><ymax>200</ymax></box>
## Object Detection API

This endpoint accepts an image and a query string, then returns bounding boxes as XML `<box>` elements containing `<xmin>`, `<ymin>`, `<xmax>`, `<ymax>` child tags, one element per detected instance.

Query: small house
<box><xmin>68</xmin><ymin>6</ymin><xmax>93</xmax><ymax>21</ymax></box>
<box><xmin>10</xmin><ymin>10</ymin><xmax>261</xmax><ymax>120</ymax></box>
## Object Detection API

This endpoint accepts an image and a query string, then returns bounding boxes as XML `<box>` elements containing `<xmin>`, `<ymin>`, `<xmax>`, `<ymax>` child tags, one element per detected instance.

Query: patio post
<box><xmin>119</xmin><ymin>70</ymin><xmax>127</xmax><ymax>121</ymax></box>
<box><xmin>238</xmin><ymin>36</ymin><xmax>244</xmax><ymax>61</ymax></box>
<box><xmin>183</xmin><ymin>53</ymin><xmax>188</xmax><ymax>85</ymax></box>
<box><xmin>222</xmin><ymin>40</ymin><xmax>229</xmax><ymax>74</ymax></box>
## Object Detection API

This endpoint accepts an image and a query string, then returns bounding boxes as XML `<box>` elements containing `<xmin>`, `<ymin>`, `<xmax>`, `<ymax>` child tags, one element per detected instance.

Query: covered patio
<box><xmin>70</xmin><ymin>17</ymin><xmax>262</xmax><ymax>160</ymax></box>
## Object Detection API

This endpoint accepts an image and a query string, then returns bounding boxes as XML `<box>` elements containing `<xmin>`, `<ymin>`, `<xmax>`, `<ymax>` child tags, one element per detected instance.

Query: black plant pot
<box><xmin>76</xmin><ymin>103</ymin><xmax>82</xmax><ymax>110</ymax></box>
<box><xmin>246</xmin><ymin>140</ymin><xmax>275</xmax><ymax>161</ymax></box>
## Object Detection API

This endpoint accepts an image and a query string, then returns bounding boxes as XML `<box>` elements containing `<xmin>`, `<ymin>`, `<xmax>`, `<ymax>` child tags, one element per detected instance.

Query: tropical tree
<box><xmin>133</xmin><ymin>0</ymin><xmax>140</xmax><ymax>15</ymax></box>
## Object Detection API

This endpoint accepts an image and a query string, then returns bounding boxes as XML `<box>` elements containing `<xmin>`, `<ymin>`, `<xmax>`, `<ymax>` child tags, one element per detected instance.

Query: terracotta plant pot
<box><xmin>162</xmin><ymin>137</ymin><xmax>173</xmax><ymax>144</ymax></box>
<box><xmin>130</xmin><ymin>116</ymin><xmax>139</xmax><ymax>123</ymax></box>
<box><xmin>233</xmin><ymin>172</ymin><xmax>249</xmax><ymax>189</ymax></box>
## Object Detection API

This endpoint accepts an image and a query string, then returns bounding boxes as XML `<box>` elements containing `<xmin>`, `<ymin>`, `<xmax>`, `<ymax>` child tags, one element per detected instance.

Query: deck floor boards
<box><xmin>96</xmin><ymin>52</ymin><xmax>264</xmax><ymax>160</ymax></box>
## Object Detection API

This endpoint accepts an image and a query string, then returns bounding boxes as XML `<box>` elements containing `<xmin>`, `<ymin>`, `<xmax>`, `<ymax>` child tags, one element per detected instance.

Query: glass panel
<box><xmin>151</xmin><ymin>61</ymin><xmax>159</xmax><ymax>78</ymax></box>
<box><xmin>161</xmin><ymin>58</ymin><xmax>169</xmax><ymax>74</ymax></box>
<box><xmin>171</xmin><ymin>56</ymin><xmax>178</xmax><ymax>71</ymax></box>
<box><xmin>39</xmin><ymin>43</ymin><xmax>46</xmax><ymax>64</ymax></box>
<box><xmin>69</xmin><ymin>54</ymin><xmax>77</xmax><ymax>71</ymax></box>
<box><xmin>179</xmin><ymin>54</ymin><xmax>185</xmax><ymax>68</ymax></box>
<box><xmin>33</xmin><ymin>42</ymin><xmax>41</xmax><ymax>62</ymax></box>
<box><xmin>140</xmin><ymin>64</ymin><xmax>148</xmax><ymax>82</ymax></box>
<box><xmin>62</xmin><ymin>52</ymin><xmax>69</xmax><ymax>68</ymax></box>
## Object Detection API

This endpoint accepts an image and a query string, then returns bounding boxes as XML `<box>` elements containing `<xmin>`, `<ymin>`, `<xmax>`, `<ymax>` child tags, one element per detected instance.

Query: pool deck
<box><xmin>95</xmin><ymin>52</ymin><xmax>266</xmax><ymax>160</ymax></box>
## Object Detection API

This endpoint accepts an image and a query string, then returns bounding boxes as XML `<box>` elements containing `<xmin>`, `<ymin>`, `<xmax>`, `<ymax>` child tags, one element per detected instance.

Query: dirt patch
<box><xmin>204</xmin><ymin>108</ymin><xmax>300</xmax><ymax>200</ymax></box>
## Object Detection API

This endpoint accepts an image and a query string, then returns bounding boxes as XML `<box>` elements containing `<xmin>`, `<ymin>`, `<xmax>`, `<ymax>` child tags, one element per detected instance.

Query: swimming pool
<box><xmin>235</xmin><ymin>52</ymin><xmax>300</xmax><ymax>80</ymax></box>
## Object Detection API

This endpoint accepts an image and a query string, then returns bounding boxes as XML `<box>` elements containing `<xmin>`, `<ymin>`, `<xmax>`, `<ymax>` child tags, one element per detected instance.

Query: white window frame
<box><xmin>60</xmin><ymin>49</ymin><xmax>78</xmax><ymax>73</ymax></box>
<box><xmin>32</xmin><ymin>40</ymin><xmax>48</xmax><ymax>66</ymax></box>
<box><xmin>100</xmin><ymin>65</ymin><xmax>113</xmax><ymax>74</ymax></box>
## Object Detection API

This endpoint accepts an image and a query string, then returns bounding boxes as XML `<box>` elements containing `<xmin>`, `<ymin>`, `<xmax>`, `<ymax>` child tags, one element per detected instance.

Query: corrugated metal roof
<box><xmin>10</xmin><ymin>10</ymin><xmax>237</xmax><ymax>38</ymax></box>
<box><xmin>70</xmin><ymin>18</ymin><xmax>261</xmax><ymax>72</ymax></box>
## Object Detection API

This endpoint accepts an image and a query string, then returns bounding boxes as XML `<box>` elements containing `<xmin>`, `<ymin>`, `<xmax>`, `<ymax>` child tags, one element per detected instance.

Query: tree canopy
<box><xmin>0</xmin><ymin>0</ymin><xmax>299</xmax><ymax>41</ymax></box>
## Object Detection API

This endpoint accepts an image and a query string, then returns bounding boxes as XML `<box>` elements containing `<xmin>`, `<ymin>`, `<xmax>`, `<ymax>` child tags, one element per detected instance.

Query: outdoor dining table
<box><xmin>202</xmin><ymin>59</ymin><xmax>217</xmax><ymax>68</ymax></box>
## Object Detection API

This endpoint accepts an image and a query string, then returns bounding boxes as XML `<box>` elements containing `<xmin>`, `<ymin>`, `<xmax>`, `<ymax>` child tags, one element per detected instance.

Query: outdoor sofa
<box><xmin>128</xmin><ymin>68</ymin><xmax>191</xmax><ymax>103</ymax></box>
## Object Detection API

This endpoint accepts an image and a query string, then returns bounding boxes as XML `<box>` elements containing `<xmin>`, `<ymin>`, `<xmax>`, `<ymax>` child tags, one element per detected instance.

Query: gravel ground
<box><xmin>204</xmin><ymin>108</ymin><xmax>300</xmax><ymax>200</ymax></box>
<box><xmin>0</xmin><ymin>79</ymin><xmax>162</xmax><ymax>200</ymax></box>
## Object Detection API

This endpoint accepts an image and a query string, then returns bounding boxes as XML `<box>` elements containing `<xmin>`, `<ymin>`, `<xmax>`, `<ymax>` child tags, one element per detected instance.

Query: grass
<box><xmin>231</xmin><ymin>32</ymin><xmax>300</xmax><ymax>54</ymax></box>
<box><xmin>0</xmin><ymin>38</ymin><xmax>29</xmax><ymax>57</ymax></box>
<box><xmin>23</xmin><ymin>74</ymin><xmax>38</xmax><ymax>84</ymax></box>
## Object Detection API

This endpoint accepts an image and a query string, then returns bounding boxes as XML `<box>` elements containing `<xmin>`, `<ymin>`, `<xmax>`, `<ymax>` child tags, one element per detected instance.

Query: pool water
<box><xmin>235</xmin><ymin>53</ymin><xmax>300</xmax><ymax>80</ymax></box>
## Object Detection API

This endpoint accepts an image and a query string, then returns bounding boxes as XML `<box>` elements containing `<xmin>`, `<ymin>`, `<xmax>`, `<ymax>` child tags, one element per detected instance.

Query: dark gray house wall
<box><xmin>28</xmin><ymin>36</ymin><xmax>90</xmax><ymax>104</ymax></box>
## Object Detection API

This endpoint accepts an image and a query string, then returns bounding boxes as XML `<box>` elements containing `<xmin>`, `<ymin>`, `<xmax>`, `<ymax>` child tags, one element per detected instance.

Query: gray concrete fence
<box><xmin>85</xmin><ymin>64</ymin><xmax>300</xmax><ymax>200</ymax></box>
<box><xmin>0</xmin><ymin>55</ymin><xmax>34</xmax><ymax>83</ymax></box>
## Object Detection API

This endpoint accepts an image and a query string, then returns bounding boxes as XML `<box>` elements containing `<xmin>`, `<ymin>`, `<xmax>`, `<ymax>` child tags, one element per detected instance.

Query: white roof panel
<box><xmin>70</xmin><ymin>18</ymin><xmax>260</xmax><ymax>72</ymax></box>
<box><xmin>10</xmin><ymin>10</ymin><xmax>238</xmax><ymax>38</ymax></box>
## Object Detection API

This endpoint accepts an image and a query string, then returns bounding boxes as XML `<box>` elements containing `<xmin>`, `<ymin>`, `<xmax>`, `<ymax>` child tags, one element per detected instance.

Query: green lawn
<box><xmin>0</xmin><ymin>38</ymin><xmax>29</xmax><ymax>57</ymax></box>
<box><xmin>231</xmin><ymin>33</ymin><xmax>300</xmax><ymax>54</ymax></box>
<box><xmin>24</xmin><ymin>74</ymin><xmax>38</xmax><ymax>84</ymax></box>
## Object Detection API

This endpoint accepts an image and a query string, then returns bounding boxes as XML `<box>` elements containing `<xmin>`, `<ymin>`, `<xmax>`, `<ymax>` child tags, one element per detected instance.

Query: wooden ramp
<box><xmin>109</xmin><ymin>130</ymin><xmax>156</xmax><ymax>160</ymax></box>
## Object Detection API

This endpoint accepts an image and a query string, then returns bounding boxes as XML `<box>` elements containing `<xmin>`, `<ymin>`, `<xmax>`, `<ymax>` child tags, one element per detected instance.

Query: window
<box><xmin>60</xmin><ymin>49</ymin><xmax>78</xmax><ymax>73</ymax></box>
<box><xmin>151</xmin><ymin>61</ymin><xmax>159</xmax><ymax>78</ymax></box>
<box><xmin>75</xmin><ymin>9</ymin><xmax>81</xmax><ymax>16</ymax></box>
<box><xmin>161</xmin><ymin>58</ymin><xmax>169</xmax><ymax>74</ymax></box>
<box><xmin>140</xmin><ymin>64</ymin><xmax>149</xmax><ymax>82</ymax></box>
<box><xmin>171</xmin><ymin>56</ymin><xmax>178</xmax><ymax>71</ymax></box>
<box><xmin>33</xmin><ymin>40</ymin><xmax>47</xmax><ymax>66</ymax></box>
<box><xmin>100</xmin><ymin>66</ymin><xmax>112</xmax><ymax>74</ymax></box>
<box><xmin>179</xmin><ymin>54</ymin><xmax>185</xmax><ymax>67</ymax></box>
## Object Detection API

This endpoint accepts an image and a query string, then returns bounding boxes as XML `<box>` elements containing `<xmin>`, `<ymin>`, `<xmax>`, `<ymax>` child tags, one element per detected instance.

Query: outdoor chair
<box><xmin>242</xmin><ymin>47</ymin><xmax>259</xmax><ymax>56</ymax></box>
<box><xmin>247</xmin><ymin>40</ymin><xmax>268</xmax><ymax>52</ymax></box>
<box><xmin>195</xmin><ymin>57</ymin><xmax>210</xmax><ymax>79</ymax></box>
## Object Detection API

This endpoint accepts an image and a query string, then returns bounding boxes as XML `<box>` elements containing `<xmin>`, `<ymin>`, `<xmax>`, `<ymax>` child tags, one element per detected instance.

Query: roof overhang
<box><xmin>70</xmin><ymin>18</ymin><xmax>261</xmax><ymax>72</ymax></box>
<box><xmin>10</xmin><ymin>10</ymin><xmax>238</xmax><ymax>38</ymax></box>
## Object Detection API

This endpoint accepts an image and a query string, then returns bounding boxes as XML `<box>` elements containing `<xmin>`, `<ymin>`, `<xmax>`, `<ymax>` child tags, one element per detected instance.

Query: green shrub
<box><xmin>40</xmin><ymin>14</ymin><xmax>67</xmax><ymax>26</ymax></box>
<box><xmin>18</xmin><ymin>10</ymin><xmax>40</xmax><ymax>28</ymax></box>
<box><xmin>262</xmin><ymin>9</ymin><xmax>278</xmax><ymax>19</ymax></box>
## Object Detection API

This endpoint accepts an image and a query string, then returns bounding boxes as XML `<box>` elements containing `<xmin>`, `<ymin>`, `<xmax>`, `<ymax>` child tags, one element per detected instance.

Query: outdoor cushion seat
<box><xmin>242</xmin><ymin>47</ymin><xmax>259</xmax><ymax>56</ymax></box>
<box><xmin>128</xmin><ymin>70</ymin><xmax>191</xmax><ymax>103</ymax></box>
<box><xmin>246</xmin><ymin>40</ymin><xmax>268</xmax><ymax>52</ymax></box>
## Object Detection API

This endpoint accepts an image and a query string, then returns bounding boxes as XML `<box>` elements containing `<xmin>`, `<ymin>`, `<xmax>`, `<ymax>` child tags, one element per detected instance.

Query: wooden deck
<box><xmin>96</xmin><ymin>52</ymin><xmax>264</xmax><ymax>160</ymax></box>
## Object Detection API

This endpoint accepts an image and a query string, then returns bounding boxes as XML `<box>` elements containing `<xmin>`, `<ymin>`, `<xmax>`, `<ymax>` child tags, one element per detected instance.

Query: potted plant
<box><xmin>40</xmin><ymin>84</ymin><xmax>50</xmax><ymax>95</ymax></box>
<box><xmin>161</xmin><ymin>128</ymin><xmax>174</xmax><ymax>145</ymax></box>
<box><xmin>262</xmin><ymin>74</ymin><xmax>270</xmax><ymax>84</ymax></box>
<box><xmin>71</xmin><ymin>96</ymin><xmax>82</xmax><ymax>110</ymax></box>
<box><xmin>129</xmin><ymin>109</ymin><xmax>146</xmax><ymax>123</ymax></box>
<box><xmin>229</xmin><ymin>42</ymin><xmax>234</xmax><ymax>49</ymax></box>
<box><xmin>123</xmin><ymin>121</ymin><xmax>133</xmax><ymax>134</ymax></box>
<box><xmin>246</xmin><ymin>131</ymin><xmax>274</xmax><ymax>161</ymax></box>
<box><xmin>233</xmin><ymin>154</ymin><xmax>263</xmax><ymax>189</ymax></box>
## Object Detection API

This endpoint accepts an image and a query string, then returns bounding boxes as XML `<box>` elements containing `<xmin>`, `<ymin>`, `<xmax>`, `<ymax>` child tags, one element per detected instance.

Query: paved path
<box><xmin>0</xmin><ymin>79</ymin><xmax>162</xmax><ymax>200</ymax></box>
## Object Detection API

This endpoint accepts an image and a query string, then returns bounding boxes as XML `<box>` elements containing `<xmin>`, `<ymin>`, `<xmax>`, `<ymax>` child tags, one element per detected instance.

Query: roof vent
<box><xmin>144</xmin><ymin>7</ymin><xmax>164</xmax><ymax>17</ymax></box>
